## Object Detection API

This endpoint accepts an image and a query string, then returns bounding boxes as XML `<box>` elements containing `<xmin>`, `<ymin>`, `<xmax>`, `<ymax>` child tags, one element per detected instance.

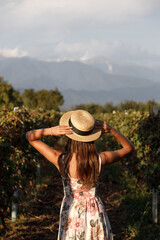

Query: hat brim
<box><xmin>59</xmin><ymin>111</ymin><xmax>101</xmax><ymax>142</ymax></box>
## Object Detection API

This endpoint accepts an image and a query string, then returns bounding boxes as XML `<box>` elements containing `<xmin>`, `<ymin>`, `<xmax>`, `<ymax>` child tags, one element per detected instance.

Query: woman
<box><xmin>26</xmin><ymin>110</ymin><xmax>134</xmax><ymax>240</ymax></box>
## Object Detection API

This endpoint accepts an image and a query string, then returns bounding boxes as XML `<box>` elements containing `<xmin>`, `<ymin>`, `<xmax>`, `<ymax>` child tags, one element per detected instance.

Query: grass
<box><xmin>118</xmin><ymin>171</ymin><xmax>160</xmax><ymax>240</ymax></box>
<box><xmin>120</xmin><ymin>190</ymin><xmax>160</xmax><ymax>239</ymax></box>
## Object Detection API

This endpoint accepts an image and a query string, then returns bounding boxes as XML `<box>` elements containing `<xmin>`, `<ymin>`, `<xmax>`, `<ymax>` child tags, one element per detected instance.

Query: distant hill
<box><xmin>83</xmin><ymin>56</ymin><xmax>160</xmax><ymax>83</ymax></box>
<box><xmin>61</xmin><ymin>84</ymin><xmax>160</xmax><ymax>106</ymax></box>
<box><xmin>0</xmin><ymin>56</ymin><xmax>160</xmax><ymax>106</ymax></box>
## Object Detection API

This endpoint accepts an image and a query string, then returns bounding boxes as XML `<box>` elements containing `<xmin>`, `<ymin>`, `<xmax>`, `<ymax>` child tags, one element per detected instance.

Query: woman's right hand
<box><xmin>96</xmin><ymin>120</ymin><xmax>134</xmax><ymax>166</ymax></box>
<box><xmin>51</xmin><ymin>125</ymin><xmax>73</xmax><ymax>136</ymax></box>
<box><xmin>95</xmin><ymin>120</ymin><xmax>112</xmax><ymax>133</ymax></box>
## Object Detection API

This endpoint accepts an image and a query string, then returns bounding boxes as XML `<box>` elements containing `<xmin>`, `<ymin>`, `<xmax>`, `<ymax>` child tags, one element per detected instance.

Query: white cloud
<box><xmin>54</xmin><ymin>40</ymin><xmax>131</xmax><ymax>60</ymax></box>
<box><xmin>0</xmin><ymin>0</ymin><xmax>160</xmax><ymax>64</ymax></box>
<box><xmin>53</xmin><ymin>40</ymin><xmax>160</xmax><ymax>64</ymax></box>
<box><xmin>0</xmin><ymin>47</ymin><xmax>28</xmax><ymax>58</ymax></box>
<box><xmin>1</xmin><ymin>0</ymin><xmax>160</xmax><ymax>31</ymax></box>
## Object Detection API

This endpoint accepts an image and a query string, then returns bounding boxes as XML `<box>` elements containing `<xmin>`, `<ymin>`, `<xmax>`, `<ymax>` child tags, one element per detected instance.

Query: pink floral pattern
<box><xmin>58</xmin><ymin>176</ymin><xmax>113</xmax><ymax>240</ymax></box>
<box><xmin>71</xmin><ymin>217</ymin><xmax>84</xmax><ymax>232</ymax></box>
<box><xmin>87</xmin><ymin>199</ymin><xmax>98</xmax><ymax>216</ymax></box>
<box><xmin>72</xmin><ymin>188</ymin><xmax>92</xmax><ymax>200</ymax></box>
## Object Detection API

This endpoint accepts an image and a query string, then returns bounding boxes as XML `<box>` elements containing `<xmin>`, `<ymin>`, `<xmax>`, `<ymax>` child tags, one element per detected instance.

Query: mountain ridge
<box><xmin>0</xmin><ymin>56</ymin><xmax>159</xmax><ymax>105</ymax></box>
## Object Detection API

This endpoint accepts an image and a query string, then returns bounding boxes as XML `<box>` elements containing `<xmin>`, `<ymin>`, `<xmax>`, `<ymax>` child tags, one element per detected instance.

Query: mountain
<box><xmin>62</xmin><ymin>84</ymin><xmax>160</xmax><ymax>106</ymax></box>
<box><xmin>0</xmin><ymin>56</ymin><xmax>160</xmax><ymax>106</ymax></box>
<box><xmin>0</xmin><ymin>56</ymin><xmax>154</xmax><ymax>91</ymax></box>
<box><xmin>83</xmin><ymin>56</ymin><xmax>160</xmax><ymax>83</ymax></box>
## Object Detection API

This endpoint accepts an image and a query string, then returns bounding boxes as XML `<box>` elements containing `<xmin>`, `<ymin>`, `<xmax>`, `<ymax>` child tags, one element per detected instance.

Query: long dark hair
<box><xmin>63</xmin><ymin>138</ymin><xmax>99</xmax><ymax>188</ymax></box>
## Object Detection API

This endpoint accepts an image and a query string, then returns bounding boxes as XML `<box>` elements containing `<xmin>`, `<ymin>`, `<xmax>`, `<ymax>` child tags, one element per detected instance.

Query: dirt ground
<box><xmin>1</xmin><ymin>168</ymin><xmax>128</xmax><ymax>240</ymax></box>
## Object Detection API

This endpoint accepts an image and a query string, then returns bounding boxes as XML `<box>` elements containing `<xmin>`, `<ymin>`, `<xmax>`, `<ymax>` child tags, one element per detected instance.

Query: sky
<box><xmin>0</xmin><ymin>0</ymin><xmax>160</xmax><ymax>67</ymax></box>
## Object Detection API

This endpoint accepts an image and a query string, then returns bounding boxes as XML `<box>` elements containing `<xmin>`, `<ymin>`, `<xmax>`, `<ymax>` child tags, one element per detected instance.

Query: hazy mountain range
<box><xmin>0</xmin><ymin>56</ymin><xmax>160</xmax><ymax>106</ymax></box>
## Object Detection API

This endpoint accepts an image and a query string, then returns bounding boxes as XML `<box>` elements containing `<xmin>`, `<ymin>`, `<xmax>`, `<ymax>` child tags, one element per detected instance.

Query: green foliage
<box><xmin>74</xmin><ymin>100</ymin><xmax>160</xmax><ymax>113</ymax></box>
<box><xmin>21</xmin><ymin>89</ymin><xmax>37</xmax><ymax>108</ymax></box>
<box><xmin>1</xmin><ymin>107</ymin><xmax>160</xmax><ymax>235</ymax></box>
<box><xmin>0</xmin><ymin>77</ymin><xmax>22</xmax><ymax>107</ymax></box>
<box><xmin>103</xmin><ymin>102</ymin><xmax>118</xmax><ymax>113</ymax></box>
<box><xmin>99</xmin><ymin>162</ymin><xmax>122</xmax><ymax>184</ymax></box>
<box><xmin>116</xmin><ymin>99</ymin><xmax>160</xmax><ymax>112</ymax></box>
<box><xmin>118</xmin><ymin>100</ymin><xmax>142</xmax><ymax>111</ymax></box>
<box><xmin>74</xmin><ymin>103</ymin><xmax>104</xmax><ymax>114</ymax></box>
<box><xmin>0</xmin><ymin>107</ymin><xmax>61</xmax><ymax>226</ymax></box>
<box><xmin>94</xmin><ymin>110</ymin><xmax>160</xmax><ymax>190</ymax></box>
<box><xmin>22</xmin><ymin>88</ymin><xmax>64</xmax><ymax>110</ymax></box>
<box><xmin>121</xmin><ymin>190</ymin><xmax>160</xmax><ymax>239</ymax></box>
<box><xmin>138</xmin><ymin>112</ymin><xmax>160</xmax><ymax>189</ymax></box>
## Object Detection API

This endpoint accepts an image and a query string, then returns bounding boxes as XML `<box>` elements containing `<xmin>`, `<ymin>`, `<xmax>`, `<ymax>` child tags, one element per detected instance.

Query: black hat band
<box><xmin>69</xmin><ymin>118</ymin><xmax>95</xmax><ymax>136</ymax></box>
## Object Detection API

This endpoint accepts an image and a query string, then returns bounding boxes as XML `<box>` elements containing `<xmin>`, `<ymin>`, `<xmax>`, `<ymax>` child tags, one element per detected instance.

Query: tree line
<box><xmin>0</xmin><ymin>76</ymin><xmax>160</xmax><ymax>112</ymax></box>
<box><xmin>0</xmin><ymin>77</ymin><xmax>63</xmax><ymax>111</ymax></box>
<box><xmin>73</xmin><ymin>100</ymin><xmax>160</xmax><ymax>114</ymax></box>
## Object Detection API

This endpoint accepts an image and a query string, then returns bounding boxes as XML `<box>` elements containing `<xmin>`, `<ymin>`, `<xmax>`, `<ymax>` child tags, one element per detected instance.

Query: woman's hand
<box><xmin>26</xmin><ymin>125</ymin><xmax>73</xmax><ymax>168</ymax></box>
<box><xmin>26</xmin><ymin>125</ymin><xmax>73</xmax><ymax>141</ymax></box>
<box><xmin>95</xmin><ymin>120</ymin><xmax>112</xmax><ymax>133</ymax></box>
<box><xmin>51</xmin><ymin>125</ymin><xmax>73</xmax><ymax>136</ymax></box>
<box><xmin>96</xmin><ymin>119</ymin><xmax>135</xmax><ymax>166</ymax></box>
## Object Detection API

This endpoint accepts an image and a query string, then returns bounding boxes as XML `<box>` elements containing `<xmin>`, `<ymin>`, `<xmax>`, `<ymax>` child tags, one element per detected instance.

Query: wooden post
<box><xmin>152</xmin><ymin>105</ymin><xmax>159</xmax><ymax>224</ymax></box>
<box><xmin>153</xmin><ymin>105</ymin><xmax>158</xmax><ymax>115</ymax></box>
<box><xmin>37</xmin><ymin>159</ymin><xmax>41</xmax><ymax>177</ymax></box>
<box><xmin>11</xmin><ymin>189</ymin><xmax>18</xmax><ymax>222</ymax></box>
<box><xmin>152</xmin><ymin>189</ymin><xmax>158</xmax><ymax>223</ymax></box>
<box><xmin>11</xmin><ymin>107</ymin><xmax>19</xmax><ymax>221</ymax></box>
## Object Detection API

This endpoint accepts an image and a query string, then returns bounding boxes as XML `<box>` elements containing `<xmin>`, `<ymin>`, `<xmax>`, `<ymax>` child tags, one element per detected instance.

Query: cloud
<box><xmin>1</xmin><ymin>0</ymin><xmax>160</xmax><ymax>32</ymax></box>
<box><xmin>0</xmin><ymin>0</ymin><xmax>160</xmax><ymax>63</ymax></box>
<box><xmin>53</xmin><ymin>40</ymin><xmax>160</xmax><ymax>64</ymax></box>
<box><xmin>0</xmin><ymin>47</ymin><xmax>28</xmax><ymax>58</ymax></box>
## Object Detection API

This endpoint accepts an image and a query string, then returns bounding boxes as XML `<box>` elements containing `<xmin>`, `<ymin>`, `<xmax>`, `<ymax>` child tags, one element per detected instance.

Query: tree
<box><xmin>74</xmin><ymin>103</ymin><xmax>104</xmax><ymax>114</ymax></box>
<box><xmin>36</xmin><ymin>88</ymin><xmax>64</xmax><ymax>110</ymax></box>
<box><xmin>118</xmin><ymin>100</ymin><xmax>140</xmax><ymax>111</ymax></box>
<box><xmin>21</xmin><ymin>89</ymin><xmax>37</xmax><ymax>108</ymax></box>
<box><xmin>144</xmin><ymin>100</ymin><xmax>159</xmax><ymax>113</ymax></box>
<box><xmin>22</xmin><ymin>88</ymin><xmax>64</xmax><ymax>111</ymax></box>
<box><xmin>103</xmin><ymin>102</ymin><xmax>117</xmax><ymax>113</ymax></box>
<box><xmin>0</xmin><ymin>77</ymin><xmax>22</xmax><ymax>107</ymax></box>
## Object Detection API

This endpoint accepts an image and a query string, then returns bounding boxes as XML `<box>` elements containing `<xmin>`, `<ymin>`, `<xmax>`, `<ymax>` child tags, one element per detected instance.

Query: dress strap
<box><xmin>62</xmin><ymin>155</ymin><xmax>67</xmax><ymax>175</ymax></box>
<box><xmin>99</xmin><ymin>155</ymin><xmax>102</xmax><ymax>174</ymax></box>
<box><xmin>62</xmin><ymin>154</ymin><xmax>70</xmax><ymax>177</ymax></box>
<box><xmin>61</xmin><ymin>154</ymin><xmax>65</xmax><ymax>166</ymax></box>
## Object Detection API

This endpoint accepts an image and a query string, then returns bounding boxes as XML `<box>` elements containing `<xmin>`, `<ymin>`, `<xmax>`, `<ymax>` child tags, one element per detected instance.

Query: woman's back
<box><xmin>60</xmin><ymin>152</ymin><xmax>100</xmax><ymax>180</ymax></box>
<box><xmin>63</xmin><ymin>153</ymin><xmax>79</xmax><ymax>179</ymax></box>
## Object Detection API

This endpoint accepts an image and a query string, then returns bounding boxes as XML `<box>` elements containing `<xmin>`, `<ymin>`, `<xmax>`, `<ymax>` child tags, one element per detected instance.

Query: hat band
<box><xmin>69</xmin><ymin>118</ymin><xmax>95</xmax><ymax>136</ymax></box>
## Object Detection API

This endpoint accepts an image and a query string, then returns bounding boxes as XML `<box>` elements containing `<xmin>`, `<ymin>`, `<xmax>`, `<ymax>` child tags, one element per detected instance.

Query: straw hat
<box><xmin>59</xmin><ymin>110</ymin><xmax>101</xmax><ymax>142</ymax></box>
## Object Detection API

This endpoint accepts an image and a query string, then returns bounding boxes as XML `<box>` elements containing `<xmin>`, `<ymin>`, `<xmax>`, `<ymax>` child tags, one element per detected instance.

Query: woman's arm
<box><xmin>96</xmin><ymin>120</ymin><xmax>134</xmax><ymax>165</ymax></box>
<box><xmin>26</xmin><ymin>126</ymin><xmax>73</xmax><ymax>168</ymax></box>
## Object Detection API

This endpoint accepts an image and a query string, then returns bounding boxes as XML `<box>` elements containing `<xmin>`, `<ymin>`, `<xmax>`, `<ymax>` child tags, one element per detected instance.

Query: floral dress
<box><xmin>57</xmin><ymin>156</ymin><xmax>113</xmax><ymax>240</ymax></box>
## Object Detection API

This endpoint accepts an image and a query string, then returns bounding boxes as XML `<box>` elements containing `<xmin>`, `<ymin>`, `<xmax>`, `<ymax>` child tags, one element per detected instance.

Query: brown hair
<box><xmin>63</xmin><ymin>138</ymin><xmax>99</xmax><ymax>188</ymax></box>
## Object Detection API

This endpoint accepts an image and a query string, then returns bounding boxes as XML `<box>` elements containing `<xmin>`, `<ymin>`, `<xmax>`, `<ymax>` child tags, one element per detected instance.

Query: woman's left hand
<box><xmin>51</xmin><ymin>125</ymin><xmax>73</xmax><ymax>136</ymax></box>
<box><xmin>95</xmin><ymin>120</ymin><xmax>112</xmax><ymax>133</ymax></box>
